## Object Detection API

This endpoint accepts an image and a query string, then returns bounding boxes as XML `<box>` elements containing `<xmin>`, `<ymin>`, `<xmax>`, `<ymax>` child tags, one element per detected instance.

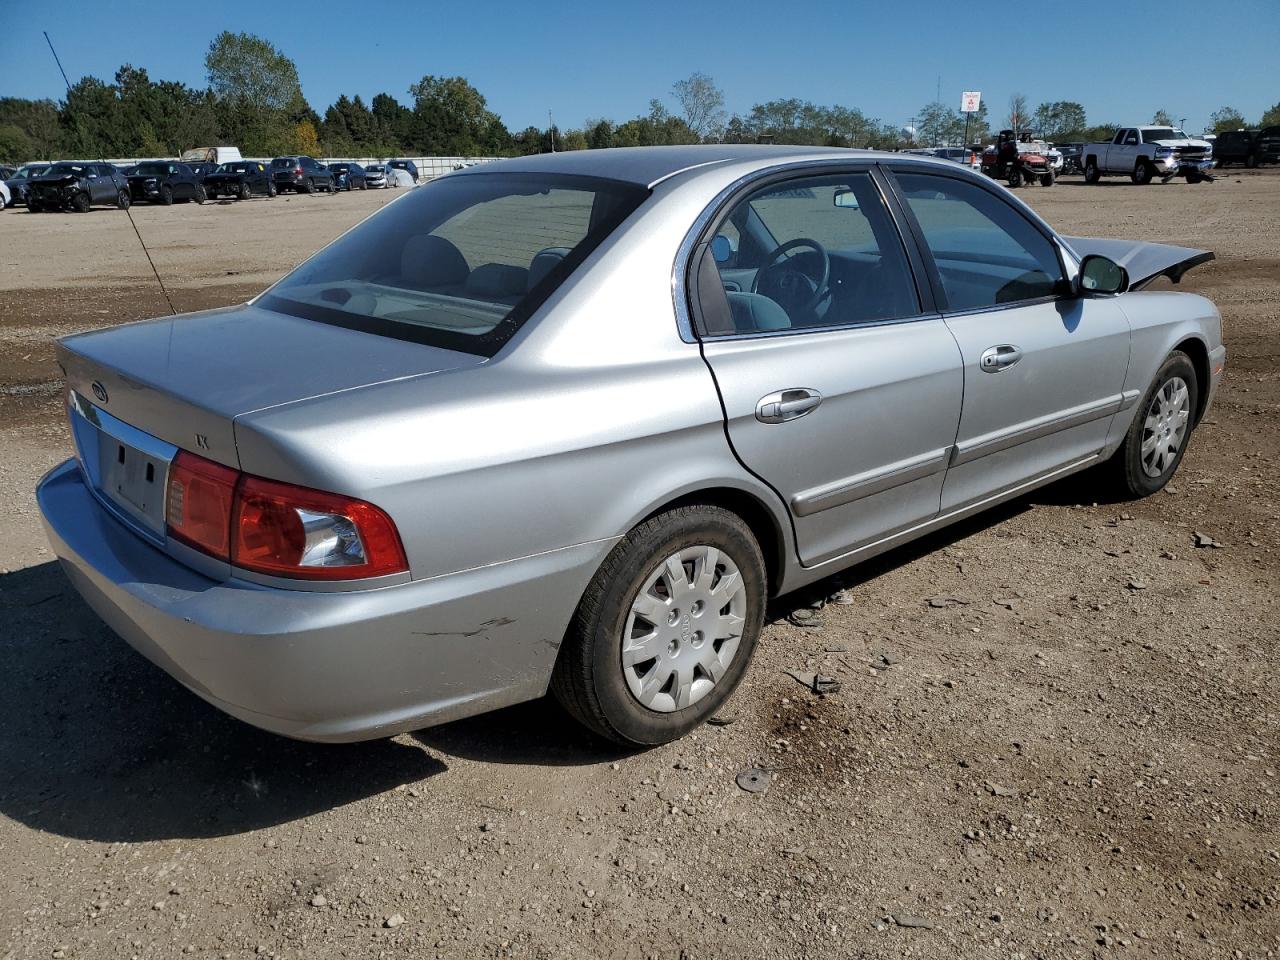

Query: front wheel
<box><xmin>267</xmin><ymin>182</ymin><xmax>277</xmax><ymax>197</ymax></box>
<box><xmin>116</xmin><ymin>190</ymin><xmax>131</xmax><ymax>210</ymax></box>
<box><xmin>194</xmin><ymin>184</ymin><xmax>207</xmax><ymax>204</ymax></box>
<box><xmin>1039</xmin><ymin>171</ymin><xmax>1055</xmax><ymax>187</ymax></box>
<box><xmin>1105</xmin><ymin>351</ymin><xmax>1199</xmax><ymax>498</ymax></box>
<box><xmin>160</xmin><ymin>185</ymin><xmax>174</xmax><ymax>205</ymax></box>
<box><xmin>551</xmin><ymin>505</ymin><xmax>766</xmax><ymax>746</ymax></box>
<box><xmin>70</xmin><ymin>191</ymin><xmax>91</xmax><ymax>213</ymax></box>
<box><xmin>1132</xmin><ymin>161</ymin><xmax>1153</xmax><ymax>185</ymax></box>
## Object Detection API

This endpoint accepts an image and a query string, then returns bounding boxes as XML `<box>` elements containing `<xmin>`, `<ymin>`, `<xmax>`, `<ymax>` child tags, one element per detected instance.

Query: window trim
<box><xmin>880</xmin><ymin>162</ymin><xmax>1074</xmax><ymax>318</ymax></box>
<box><xmin>676</xmin><ymin>161</ymin><xmax>938</xmax><ymax>343</ymax></box>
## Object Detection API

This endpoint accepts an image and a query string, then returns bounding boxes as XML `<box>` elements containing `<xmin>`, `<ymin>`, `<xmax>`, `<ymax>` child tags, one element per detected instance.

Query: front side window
<box><xmin>895</xmin><ymin>172</ymin><xmax>1063</xmax><ymax>310</ymax></box>
<box><xmin>700</xmin><ymin>171</ymin><xmax>919</xmax><ymax>335</ymax></box>
<box><xmin>263</xmin><ymin>173</ymin><xmax>647</xmax><ymax>356</ymax></box>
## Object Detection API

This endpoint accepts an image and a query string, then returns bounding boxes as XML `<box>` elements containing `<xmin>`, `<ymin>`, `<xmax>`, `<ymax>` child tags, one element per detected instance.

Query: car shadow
<box><xmin>0</xmin><ymin>562</ymin><xmax>445</xmax><ymax>843</ymax></box>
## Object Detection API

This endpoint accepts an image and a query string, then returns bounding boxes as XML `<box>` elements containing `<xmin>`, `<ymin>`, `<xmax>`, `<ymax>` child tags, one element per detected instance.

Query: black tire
<box><xmin>27</xmin><ymin>197</ymin><xmax>43</xmax><ymax>213</ymax></box>
<box><xmin>551</xmin><ymin>504</ymin><xmax>767</xmax><ymax>746</ymax></box>
<box><xmin>1007</xmin><ymin>168</ymin><xmax>1023</xmax><ymax>188</ymax></box>
<box><xmin>1246</xmin><ymin>154</ymin><xmax>1258</xmax><ymax>169</ymax></box>
<box><xmin>267</xmin><ymin>182</ymin><xmax>276</xmax><ymax>197</ymax></box>
<box><xmin>70</xmin><ymin>192</ymin><xmax>91</xmax><ymax>213</ymax></box>
<box><xmin>160</xmin><ymin>185</ymin><xmax>174</xmax><ymax>205</ymax></box>
<box><xmin>1104</xmin><ymin>351</ymin><xmax>1199</xmax><ymax>498</ymax></box>
<box><xmin>1084</xmin><ymin>159</ymin><xmax>1101</xmax><ymax>183</ymax></box>
<box><xmin>238</xmin><ymin>182</ymin><xmax>251</xmax><ymax>200</ymax></box>
<box><xmin>359</xmin><ymin>179</ymin><xmax>367</xmax><ymax>190</ymax></box>
<box><xmin>1132</xmin><ymin>160</ymin><xmax>1153</xmax><ymax>185</ymax></box>
<box><xmin>1040</xmin><ymin>171</ymin><xmax>1055</xmax><ymax>187</ymax></box>
<box><xmin>194</xmin><ymin>184</ymin><xmax>207</xmax><ymax>204</ymax></box>
<box><xmin>116</xmin><ymin>190</ymin><xmax>130</xmax><ymax>210</ymax></box>
<box><xmin>300</xmin><ymin>180</ymin><xmax>312</xmax><ymax>194</ymax></box>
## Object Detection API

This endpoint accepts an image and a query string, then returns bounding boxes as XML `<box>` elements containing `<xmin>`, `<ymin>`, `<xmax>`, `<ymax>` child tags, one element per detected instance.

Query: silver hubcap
<box><xmin>621</xmin><ymin>546</ymin><xmax>747</xmax><ymax>713</ymax></box>
<box><xmin>1141</xmin><ymin>376</ymin><xmax>1190</xmax><ymax>477</ymax></box>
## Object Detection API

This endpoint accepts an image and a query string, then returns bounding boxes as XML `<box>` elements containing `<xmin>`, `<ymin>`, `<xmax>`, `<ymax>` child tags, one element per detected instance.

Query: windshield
<box><xmin>134</xmin><ymin>162</ymin><xmax>175</xmax><ymax>175</ymax></box>
<box><xmin>262</xmin><ymin>172</ymin><xmax>648</xmax><ymax>357</ymax></box>
<box><xmin>45</xmin><ymin>163</ymin><xmax>88</xmax><ymax>177</ymax></box>
<box><xmin>1142</xmin><ymin>128</ymin><xmax>1183</xmax><ymax>142</ymax></box>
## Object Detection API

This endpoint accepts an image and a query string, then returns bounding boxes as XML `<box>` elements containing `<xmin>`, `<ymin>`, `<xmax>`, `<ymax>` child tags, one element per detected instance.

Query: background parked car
<box><xmin>1057</xmin><ymin>142</ymin><xmax>1085</xmax><ymax>174</ymax></box>
<box><xmin>386</xmin><ymin>158</ymin><xmax>419</xmax><ymax>182</ymax></box>
<box><xmin>271</xmin><ymin>156</ymin><xmax>334</xmax><ymax>193</ymax></box>
<box><xmin>3</xmin><ymin>163</ymin><xmax>49</xmax><ymax>207</ymax></box>
<box><xmin>328</xmin><ymin>162</ymin><xmax>368</xmax><ymax>190</ymax></box>
<box><xmin>28</xmin><ymin>162</ymin><xmax>130</xmax><ymax>212</ymax></box>
<box><xmin>364</xmin><ymin>163</ymin><xmax>389</xmax><ymax>188</ymax></box>
<box><xmin>0</xmin><ymin>166</ymin><xmax>13</xmax><ymax>181</ymax></box>
<box><xmin>203</xmin><ymin>160</ymin><xmax>275</xmax><ymax>200</ymax></box>
<box><xmin>128</xmin><ymin>161</ymin><xmax>206</xmax><ymax>205</ymax></box>
<box><xmin>1257</xmin><ymin>127</ymin><xmax>1280</xmax><ymax>165</ymax></box>
<box><xmin>0</xmin><ymin>180</ymin><xmax>9</xmax><ymax>210</ymax></box>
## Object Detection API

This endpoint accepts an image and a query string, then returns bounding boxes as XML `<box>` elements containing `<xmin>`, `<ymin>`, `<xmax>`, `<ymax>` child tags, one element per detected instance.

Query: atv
<box><xmin>981</xmin><ymin>130</ymin><xmax>1055</xmax><ymax>188</ymax></box>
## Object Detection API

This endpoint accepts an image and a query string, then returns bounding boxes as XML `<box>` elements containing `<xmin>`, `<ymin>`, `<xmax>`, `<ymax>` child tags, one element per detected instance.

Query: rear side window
<box><xmin>895</xmin><ymin>172</ymin><xmax>1063</xmax><ymax>311</ymax></box>
<box><xmin>263</xmin><ymin>173</ymin><xmax>648</xmax><ymax>357</ymax></box>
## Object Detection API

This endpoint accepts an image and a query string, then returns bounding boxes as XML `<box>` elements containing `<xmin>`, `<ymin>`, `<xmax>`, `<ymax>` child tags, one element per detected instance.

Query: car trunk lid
<box><xmin>57</xmin><ymin>302</ymin><xmax>486</xmax><ymax>470</ymax></box>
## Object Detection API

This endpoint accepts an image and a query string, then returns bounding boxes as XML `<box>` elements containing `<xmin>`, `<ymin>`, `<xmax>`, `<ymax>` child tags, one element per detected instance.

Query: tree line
<box><xmin>0</xmin><ymin>33</ymin><xmax>1275</xmax><ymax>163</ymax></box>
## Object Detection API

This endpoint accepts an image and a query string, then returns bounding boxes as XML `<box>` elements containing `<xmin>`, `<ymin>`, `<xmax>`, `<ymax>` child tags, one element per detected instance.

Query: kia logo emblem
<box><xmin>91</xmin><ymin>381</ymin><xmax>108</xmax><ymax>403</ymax></box>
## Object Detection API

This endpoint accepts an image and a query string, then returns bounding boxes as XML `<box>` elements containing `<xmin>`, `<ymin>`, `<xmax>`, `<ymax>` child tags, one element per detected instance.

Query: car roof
<box><xmin>449</xmin><ymin>144</ymin><xmax>897</xmax><ymax>188</ymax></box>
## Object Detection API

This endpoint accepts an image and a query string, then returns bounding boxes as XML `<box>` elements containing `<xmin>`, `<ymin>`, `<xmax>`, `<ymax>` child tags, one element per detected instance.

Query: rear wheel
<box><xmin>160</xmin><ymin>185</ymin><xmax>174</xmax><ymax>205</ymax></box>
<box><xmin>1246</xmin><ymin>153</ymin><xmax>1258</xmax><ymax>169</ymax></box>
<box><xmin>1104</xmin><ymin>351</ymin><xmax>1198</xmax><ymax>498</ymax></box>
<box><xmin>70</xmin><ymin>191</ymin><xmax>91</xmax><ymax>213</ymax></box>
<box><xmin>238</xmin><ymin>182</ymin><xmax>251</xmax><ymax>200</ymax></box>
<box><xmin>1132</xmin><ymin>161</ymin><xmax>1153</xmax><ymax>185</ymax></box>
<box><xmin>552</xmin><ymin>505</ymin><xmax>766</xmax><ymax>746</ymax></box>
<box><xmin>1007</xmin><ymin>167</ymin><xmax>1023</xmax><ymax>188</ymax></box>
<box><xmin>1084</xmin><ymin>159</ymin><xmax>1101</xmax><ymax>183</ymax></box>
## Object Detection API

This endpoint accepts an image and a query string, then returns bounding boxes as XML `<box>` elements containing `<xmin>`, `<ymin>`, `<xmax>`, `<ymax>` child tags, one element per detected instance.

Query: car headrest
<box><xmin>465</xmin><ymin>263</ymin><xmax>529</xmax><ymax>302</ymax></box>
<box><xmin>527</xmin><ymin>247</ymin><xmax>571</xmax><ymax>292</ymax></box>
<box><xmin>725</xmin><ymin>291</ymin><xmax>791</xmax><ymax>332</ymax></box>
<box><xmin>401</xmin><ymin>235</ymin><xmax>469</xmax><ymax>289</ymax></box>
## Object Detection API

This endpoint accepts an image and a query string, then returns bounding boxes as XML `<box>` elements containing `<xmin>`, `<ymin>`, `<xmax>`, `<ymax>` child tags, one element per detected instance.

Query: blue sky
<box><xmin>2</xmin><ymin>0</ymin><xmax>1276</xmax><ymax>136</ymax></box>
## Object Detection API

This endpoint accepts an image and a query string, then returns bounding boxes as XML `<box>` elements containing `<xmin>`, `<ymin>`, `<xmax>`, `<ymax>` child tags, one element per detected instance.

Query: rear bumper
<box><xmin>37</xmin><ymin>458</ymin><xmax>610</xmax><ymax>742</ymax></box>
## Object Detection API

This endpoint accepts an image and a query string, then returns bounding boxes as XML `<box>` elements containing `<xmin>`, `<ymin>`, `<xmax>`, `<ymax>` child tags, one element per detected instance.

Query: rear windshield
<box><xmin>134</xmin><ymin>162</ymin><xmax>177</xmax><ymax>175</ymax></box>
<box><xmin>271</xmin><ymin>158</ymin><xmax>296</xmax><ymax>168</ymax></box>
<box><xmin>262</xmin><ymin>172</ymin><xmax>648</xmax><ymax>357</ymax></box>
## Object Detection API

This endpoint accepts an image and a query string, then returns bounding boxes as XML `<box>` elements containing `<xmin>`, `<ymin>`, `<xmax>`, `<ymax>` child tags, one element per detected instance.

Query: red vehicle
<box><xmin>982</xmin><ymin>129</ymin><xmax>1055</xmax><ymax>188</ymax></box>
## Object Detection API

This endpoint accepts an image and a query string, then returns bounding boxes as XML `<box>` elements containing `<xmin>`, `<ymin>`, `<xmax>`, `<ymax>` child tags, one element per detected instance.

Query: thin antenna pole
<box><xmin>548</xmin><ymin>109</ymin><xmax>555</xmax><ymax>153</ymax></box>
<box><xmin>43</xmin><ymin>30</ymin><xmax>177</xmax><ymax>315</ymax></box>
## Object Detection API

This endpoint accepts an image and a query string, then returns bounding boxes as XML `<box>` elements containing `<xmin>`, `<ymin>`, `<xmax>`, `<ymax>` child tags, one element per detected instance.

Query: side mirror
<box><xmin>1078</xmin><ymin>255</ymin><xmax>1128</xmax><ymax>295</ymax></box>
<box><xmin>833</xmin><ymin>189</ymin><xmax>860</xmax><ymax>210</ymax></box>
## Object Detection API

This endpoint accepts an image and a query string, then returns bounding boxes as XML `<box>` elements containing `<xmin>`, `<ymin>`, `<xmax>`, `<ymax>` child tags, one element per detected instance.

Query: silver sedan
<box><xmin>37</xmin><ymin>145</ymin><xmax>1226</xmax><ymax>746</ymax></box>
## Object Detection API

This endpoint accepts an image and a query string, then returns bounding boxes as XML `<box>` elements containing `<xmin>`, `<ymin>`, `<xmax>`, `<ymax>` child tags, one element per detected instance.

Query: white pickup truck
<box><xmin>1082</xmin><ymin>127</ymin><xmax>1216</xmax><ymax>184</ymax></box>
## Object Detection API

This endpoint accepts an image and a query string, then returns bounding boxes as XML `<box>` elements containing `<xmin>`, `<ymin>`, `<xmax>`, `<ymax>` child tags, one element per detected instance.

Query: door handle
<box><xmin>756</xmin><ymin>388</ymin><xmax>822</xmax><ymax>423</ymax></box>
<box><xmin>980</xmin><ymin>345</ymin><xmax>1023</xmax><ymax>373</ymax></box>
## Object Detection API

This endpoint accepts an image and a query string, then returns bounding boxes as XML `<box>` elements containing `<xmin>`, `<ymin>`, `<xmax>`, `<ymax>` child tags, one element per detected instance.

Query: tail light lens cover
<box><xmin>164</xmin><ymin>451</ymin><xmax>408</xmax><ymax>582</ymax></box>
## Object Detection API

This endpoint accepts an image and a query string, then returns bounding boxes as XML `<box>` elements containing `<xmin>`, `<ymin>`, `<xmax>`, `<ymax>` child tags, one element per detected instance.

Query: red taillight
<box><xmin>233</xmin><ymin>475</ymin><xmax>407</xmax><ymax>580</ymax></box>
<box><xmin>167</xmin><ymin>451</ymin><xmax>238</xmax><ymax>560</ymax></box>
<box><xmin>163</xmin><ymin>451</ymin><xmax>408</xmax><ymax>581</ymax></box>
<box><xmin>295</xmin><ymin>167</ymin><xmax>303</xmax><ymax>175</ymax></box>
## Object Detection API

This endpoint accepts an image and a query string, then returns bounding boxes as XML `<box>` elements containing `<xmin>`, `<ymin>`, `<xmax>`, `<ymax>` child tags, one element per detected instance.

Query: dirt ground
<box><xmin>0</xmin><ymin>171</ymin><xmax>1276</xmax><ymax>960</ymax></box>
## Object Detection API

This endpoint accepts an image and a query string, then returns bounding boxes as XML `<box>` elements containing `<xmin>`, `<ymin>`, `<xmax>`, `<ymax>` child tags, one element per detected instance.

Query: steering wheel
<box><xmin>751</xmin><ymin>238</ymin><xmax>831</xmax><ymax>317</ymax></box>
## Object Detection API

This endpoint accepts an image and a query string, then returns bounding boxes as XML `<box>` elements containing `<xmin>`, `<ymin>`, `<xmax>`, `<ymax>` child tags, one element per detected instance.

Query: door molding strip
<box><xmin>791</xmin><ymin>446</ymin><xmax>951</xmax><ymax>518</ymax></box>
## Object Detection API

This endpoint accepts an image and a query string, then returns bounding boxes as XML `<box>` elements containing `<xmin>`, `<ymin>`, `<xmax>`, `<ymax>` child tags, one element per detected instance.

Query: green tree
<box><xmin>671</xmin><ymin>72</ymin><xmax>726</xmax><ymax>141</ymax></box>
<box><xmin>917</xmin><ymin>100</ymin><xmax>965</xmax><ymax>146</ymax></box>
<box><xmin>1261</xmin><ymin>102</ymin><xmax>1280</xmax><ymax>127</ymax></box>
<box><xmin>1209</xmin><ymin>106</ymin><xmax>1247</xmax><ymax>134</ymax></box>
<box><xmin>1032</xmin><ymin>101</ymin><xmax>1087</xmax><ymax>141</ymax></box>
<box><xmin>205</xmin><ymin>32</ymin><xmax>303</xmax><ymax>111</ymax></box>
<box><xmin>0</xmin><ymin>97</ymin><xmax>63</xmax><ymax>159</ymax></box>
<box><xmin>406</xmin><ymin>75</ymin><xmax>508</xmax><ymax>155</ymax></box>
